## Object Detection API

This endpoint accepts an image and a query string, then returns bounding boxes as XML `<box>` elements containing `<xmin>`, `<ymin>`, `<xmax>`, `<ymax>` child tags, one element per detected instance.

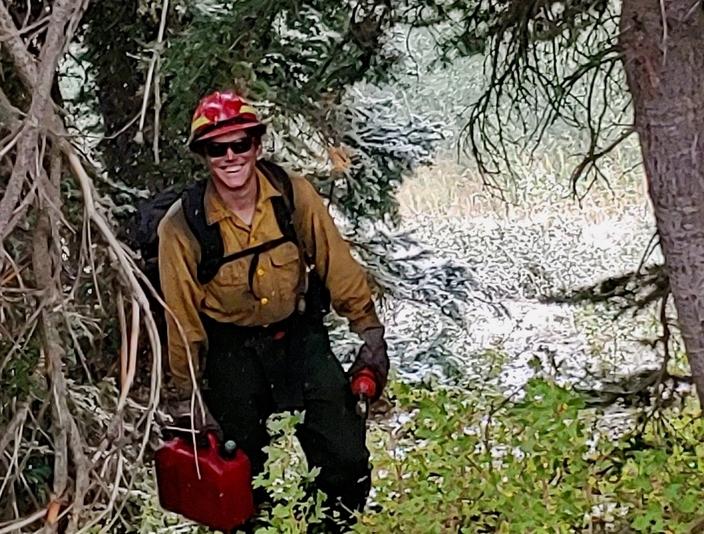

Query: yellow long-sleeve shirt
<box><xmin>158</xmin><ymin>168</ymin><xmax>381</xmax><ymax>391</ymax></box>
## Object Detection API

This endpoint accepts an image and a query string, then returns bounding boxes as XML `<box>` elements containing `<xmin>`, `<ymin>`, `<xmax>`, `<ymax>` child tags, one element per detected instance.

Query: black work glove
<box><xmin>164</xmin><ymin>398</ymin><xmax>222</xmax><ymax>442</ymax></box>
<box><xmin>348</xmin><ymin>326</ymin><xmax>389</xmax><ymax>402</ymax></box>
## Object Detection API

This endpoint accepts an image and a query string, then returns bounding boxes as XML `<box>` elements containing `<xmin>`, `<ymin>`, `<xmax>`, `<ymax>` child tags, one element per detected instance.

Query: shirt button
<box><xmin>260</xmin><ymin>297</ymin><xmax>269</xmax><ymax>305</ymax></box>
<box><xmin>257</xmin><ymin>268</ymin><xmax>265</xmax><ymax>277</ymax></box>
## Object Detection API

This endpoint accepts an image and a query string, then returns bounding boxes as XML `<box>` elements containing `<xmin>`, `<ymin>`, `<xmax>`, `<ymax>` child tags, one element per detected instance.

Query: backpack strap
<box><xmin>256</xmin><ymin>160</ymin><xmax>312</xmax><ymax>313</ymax></box>
<box><xmin>257</xmin><ymin>160</ymin><xmax>298</xmax><ymax>245</ymax></box>
<box><xmin>181</xmin><ymin>178</ymin><xmax>294</xmax><ymax>286</ymax></box>
<box><xmin>181</xmin><ymin>180</ymin><xmax>224</xmax><ymax>284</ymax></box>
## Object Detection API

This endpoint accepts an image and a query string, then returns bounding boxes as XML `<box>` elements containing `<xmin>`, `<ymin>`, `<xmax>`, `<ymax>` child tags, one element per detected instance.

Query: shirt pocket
<box><xmin>212</xmin><ymin>257</ymin><xmax>250</xmax><ymax>287</ymax></box>
<box><xmin>204</xmin><ymin>257</ymin><xmax>254</xmax><ymax>313</ymax></box>
<box><xmin>266</xmin><ymin>242</ymin><xmax>301</xmax><ymax>294</ymax></box>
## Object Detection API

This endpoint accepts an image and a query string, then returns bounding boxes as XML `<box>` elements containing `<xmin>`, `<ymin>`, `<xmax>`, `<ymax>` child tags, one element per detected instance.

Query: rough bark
<box><xmin>620</xmin><ymin>0</ymin><xmax>704</xmax><ymax>406</ymax></box>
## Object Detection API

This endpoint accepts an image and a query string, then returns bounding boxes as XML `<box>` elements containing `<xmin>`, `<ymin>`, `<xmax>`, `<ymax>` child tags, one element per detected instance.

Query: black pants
<box><xmin>201</xmin><ymin>313</ymin><xmax>371</xmax><ymax>531</ymax></box>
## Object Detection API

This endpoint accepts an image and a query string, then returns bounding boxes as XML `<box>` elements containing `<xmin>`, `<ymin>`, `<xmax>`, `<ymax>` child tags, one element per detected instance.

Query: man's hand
<box><xmin>348</xmin><ymin>326</ymin><xmax>389</xmax><ymax>402</ymax></box>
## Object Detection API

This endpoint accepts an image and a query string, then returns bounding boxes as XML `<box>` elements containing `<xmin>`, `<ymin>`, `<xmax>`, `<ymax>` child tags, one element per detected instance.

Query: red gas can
<box><xmin>155</xmin><ymin>432</ymin><xmax>255</xmax><ymax>531</ymax></box>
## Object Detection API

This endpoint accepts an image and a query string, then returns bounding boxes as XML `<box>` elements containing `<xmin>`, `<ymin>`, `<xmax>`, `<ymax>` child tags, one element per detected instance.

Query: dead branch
<box><xmin>117</xmin><ymin>289</ymin><xmax>129</xmax><ymax>394</ymax></box>
<box><xmin>62</xmin><ymin>145</ymin><xmax>164</xmax><ymax>463</ymax></box>
<box><xmin>0</xmin><ymin>0</ymin><xmax>83</xmax><ymax>243</ymax></box>
<box><xmin>0</xmin><ymin>2</ymin><xmax>37</xmax><ymax>87</ymax></box>
<box><xmin>0</xmin><ymin>507</ymin><xmax>47</xmax><ymax>534</ymax></box>
<box><xmin>135</xmin><ymin>0</ymin><xmax>169</xmax><ymax>155</ymax></box>
<box><xmin>569</xmin><ymin>127</ymin><xmax>635</xmax><ymax>198</ymax></box>
<box><xmin>66</xmin><ymin>416</ymin><xmax>90</xmax><ymax>532</ymax></box>
<box><xmin>0</xmin><ymin>88</ymin><xmax>23</xmax><ymax>128</ymax></box>
<box><xmin>116</xmin><ymin>298</ymin><xmax>139</xmax><ymax>411</ymax></box>
<box><xmin>32</xmin><ymin>201</ymin><xmax>72</xmax><ymax>534</ymax></box>
<box><xmin>0</xmin><ymin>403</ymin><xmax>29</xmax><ymax>458</ymax></box>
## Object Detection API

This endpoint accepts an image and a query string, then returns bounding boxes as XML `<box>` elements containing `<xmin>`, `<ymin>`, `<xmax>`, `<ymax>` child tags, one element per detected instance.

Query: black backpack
<box><xmin>134</xmin><ymin>159</ymin><xmax>330</xmax><ymax>318</ymax></box>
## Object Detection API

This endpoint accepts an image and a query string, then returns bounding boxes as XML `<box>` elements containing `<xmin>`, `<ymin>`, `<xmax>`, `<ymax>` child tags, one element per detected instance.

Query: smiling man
<box><xmin>157</xmin><ymin>90</ymin><xmax>389</xmax><ymax>532</ymax></box>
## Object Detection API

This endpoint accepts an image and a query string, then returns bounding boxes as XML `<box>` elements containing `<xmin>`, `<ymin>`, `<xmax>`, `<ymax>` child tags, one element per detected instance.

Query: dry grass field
<box><xmin>397</xmin><ymin>146</ymin><xmax>649</xmax><ymax>223</ymax></box>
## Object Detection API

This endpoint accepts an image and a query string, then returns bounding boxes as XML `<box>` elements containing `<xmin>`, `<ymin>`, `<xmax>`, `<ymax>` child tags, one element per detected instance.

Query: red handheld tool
<box><xmin>351</xmin><ymin>368</ymin><xmax>377</xmax><ymax>418</ymax></box>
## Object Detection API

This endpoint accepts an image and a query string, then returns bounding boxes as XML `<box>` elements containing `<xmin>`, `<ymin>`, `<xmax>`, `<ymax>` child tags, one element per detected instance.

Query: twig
<box><xmin>117</xmin><ymin>298</ymin><xmax>139</xmax><ymax>411</ymax></box>
<box><xmin>0</xmin><ymin>128</ymin><xmax>20</xmax><ymax>160</ymax></box>
<box><xmin>66</xmin><ymin>415</ymin><xmax>90</xmax><ymax>532</ymax></box>
<box><xmin>659</xmin><ymin>0</ymin><xmax>668</xmax><ymax>64</ymax></box>
<box><xmin>569</xmin><ymin>127</ymin><xmax>635</xmax><ymax>195</ymax></box>
<box><xmin>74</xmin><ymin>452</ymin><xmax>124</xmax><ymax>534</ymax></box>
<box><xmin>0</xmin><ymin>14</ymin><xmax>50</xmax><ymax>42</ymax></box>
<box><xmin>0</xmin><ymin>507</ymin><xmax>47</xmax><ymax>534</ymax></box>
<box><xmin>62</xmin><ymin>144</ymin><xmax>163</xmax><ymax>465</ymax></box>
<box><xmin>62</xmin><ymin>311</ymin><xmax>94</xmax><ymax>383</ymax></box>
<box><xmin>647</xmin><ymin>289</ymin><xmax>672</xmax><ymax>422</ymax></box>
<box><xmin>0</xmin><ymin>413</ymin><xmax>25</xmax><ymax>502</ymax></box>
<box><xmin>0</xmin><ymin>403</ymin><xmax>29</xmax><ymax>456</ymax></box>
<box><xmin>136</xmin><ymin>0</ymin><xmax>170</xmax><ymax>145</ymax></box>
<box><xmin>0</xmin><ymin>1</ymin><xmax>37</xmax><ymax>87</ymax></box>
<box><xmin>0</xmin><ymin>179</ymin><xmax>37</xmax><ymax>241</ymax></box>
<box><xmin>153</xmin><ymin>52</ymin><xmax>163</xmax><ymax>164</ymax></box>
<box><xmin>117</xmin><ymin>289</ymin><xmax>129</xmax><ymax>394</ymax></box>
<box><xmin>636</xmin><ymin>231</ymin><xmax>661</xmax><ymax>276</ymax></box>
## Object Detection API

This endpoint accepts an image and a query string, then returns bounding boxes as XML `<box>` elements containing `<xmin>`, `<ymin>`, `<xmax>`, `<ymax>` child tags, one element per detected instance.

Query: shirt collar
<box><xmin>204</xmin><ymin>166</ymin><xmax>282</xmax><ymax>225</ymax></box>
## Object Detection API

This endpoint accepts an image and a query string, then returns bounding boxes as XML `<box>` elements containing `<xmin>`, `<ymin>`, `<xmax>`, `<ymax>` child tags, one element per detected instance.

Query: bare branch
<box><xmin>32</xmin><ymin>211</ymin><xmax>69</xmax><ymax>532</ymax></box>
<box><xmin>569</xmin><ymin>127</ymin><xmax>635</xmax><ymax>196</ymax></box>
<box><xmin>0</xmin><ymin>507</ymin><xmax>47</xmax><ymax>534</ymax></box>
<box><xmin>0</xmin><ymin>1</ymin><xmax>37</xmax><ymax>87</ymax></box>
<box><xmin>0</xmin><ymin>403</ymin><xmax>29</xmax><ymax>458</ymax></box>
<box><xmin>0</xmin><ymin>0</ymin><xmax>85</xmax><ymax>243</ymax></box>
<box><xmin>135</xmin><ymin>0</ymin><xmax>170</xmax><ymax>149</ymax></box>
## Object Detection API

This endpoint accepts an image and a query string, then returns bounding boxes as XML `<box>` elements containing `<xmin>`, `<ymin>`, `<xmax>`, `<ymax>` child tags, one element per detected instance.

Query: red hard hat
<box><xmin>188</xmin><ymin>90</ymin><xmax>265</xmax><ymax>150</ymax></box>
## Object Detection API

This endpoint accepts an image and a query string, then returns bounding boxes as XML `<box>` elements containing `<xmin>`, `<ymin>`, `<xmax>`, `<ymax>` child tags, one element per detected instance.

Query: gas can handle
<box><xmin>206</xmin><ymin>432</ymin><xmax>219</xmax><ymax>450</ymax></box>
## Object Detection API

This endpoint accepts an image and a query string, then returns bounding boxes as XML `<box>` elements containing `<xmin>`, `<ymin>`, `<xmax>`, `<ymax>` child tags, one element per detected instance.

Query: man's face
<box><xmin>204</xmin><ymin>129</ymin><xmax>260</xmax><ymax>192</ymax></box>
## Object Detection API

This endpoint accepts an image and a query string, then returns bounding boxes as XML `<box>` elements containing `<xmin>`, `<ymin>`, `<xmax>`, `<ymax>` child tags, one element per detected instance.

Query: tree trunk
<box><xmin>620</xmin><ymin>0</ymin><xmax>704</xmax><ymax>406</ymax></box>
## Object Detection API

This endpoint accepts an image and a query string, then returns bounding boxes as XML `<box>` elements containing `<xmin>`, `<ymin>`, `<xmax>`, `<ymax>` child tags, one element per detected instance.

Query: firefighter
<box><xmin>158</xmin><ymin>90</ymin><xmax>389</xmax><ymax>531</ymax></box>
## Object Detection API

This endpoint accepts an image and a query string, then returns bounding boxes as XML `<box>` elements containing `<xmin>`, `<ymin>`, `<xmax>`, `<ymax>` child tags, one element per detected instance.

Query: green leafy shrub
<box><xmin>249</xmin><ymin>412</ymin><xmax>327</xmax><ymax>534</ymax></box>
<box><xmin>360</xmin><ymin>380</ymin><xmax>704</xmax><ymax>533</ymax></box>
<box><xmin>130</xmin><ymin>380</ymin><xmax>704</xmax><ymax>533</ymax></box>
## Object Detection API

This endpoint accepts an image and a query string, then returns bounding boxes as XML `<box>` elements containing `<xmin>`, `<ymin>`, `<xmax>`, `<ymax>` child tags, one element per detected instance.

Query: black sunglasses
<box><xmin>204</xmin><ymin>137</ymin><xmax>254</xmax><ymax>158</ymax></box>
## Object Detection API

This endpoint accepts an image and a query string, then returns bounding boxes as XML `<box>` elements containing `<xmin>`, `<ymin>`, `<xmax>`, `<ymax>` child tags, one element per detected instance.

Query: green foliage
<box><xmin>78</xmin><ymin>0</ymin><xmax>443</xmax><ymax>224</ymax></box>
<box><xmin>359</xmin><ymin>380</ymin><xmax>704</xmax><ymax>533</ymax></box>
<box><xmin>0</xmin><ymin>340</ymin><xmax>41</xmax><ymax>402</ymax></box>
<box><xmin>123</xmin><ymin>381</ymin><xmax>704</xmax><ymax>533</ymax></box>
<box><xmin>129</xmin><ymin>0</ymin><xmax>400</xmax><ymax>197</ymax></box>
<box><xmin>163</xmin><ymin>1</ymin><xmax>395</xmax><ymax>136</ymax></box>
<box><xmin>332</xmin><ymin>88</ymin><xmax>444</xmax><ymax>221</ymax></box>
<box><xmin>160</xmin><ymin>1</ymin><xmax>442</xmax><ymax>222</ymax></box>
<box><xmin>249</xmin><ymin>412</ymin><xmax>328</xmax><ymax>533</ymax></box>
<box><xmin>21</xmin><ymin>455</ymin><xmax>53</xmax><ymax>504</ymax></box>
